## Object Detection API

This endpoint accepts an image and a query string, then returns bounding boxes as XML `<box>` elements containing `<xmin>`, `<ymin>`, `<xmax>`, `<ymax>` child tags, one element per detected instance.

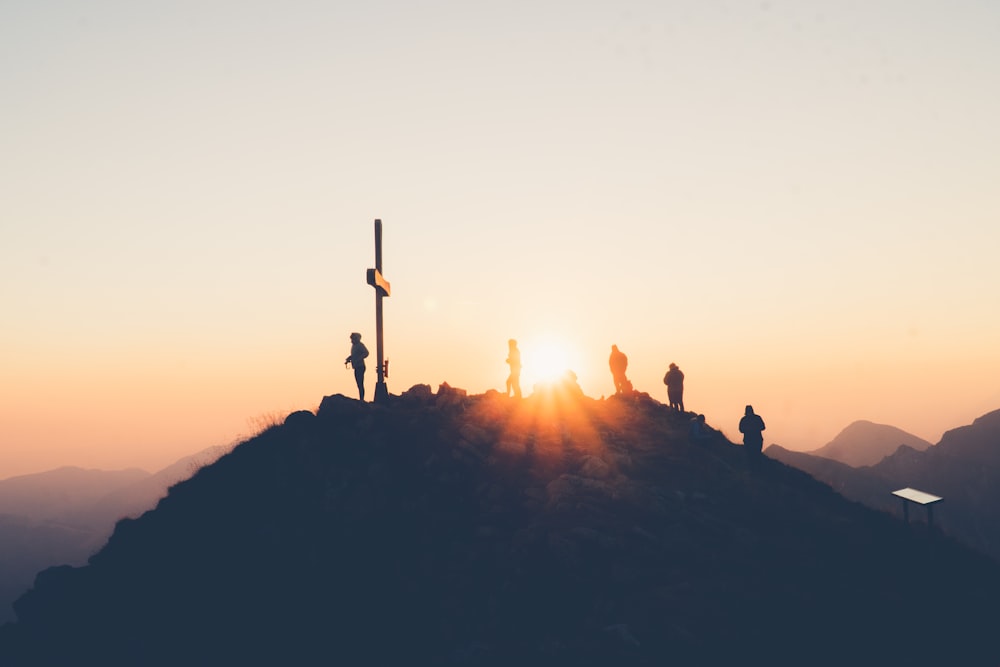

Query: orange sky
<box><xmin>3</xmin><ymin>1</ymin><xmax>999</xmax><ymax>478</ymax></box>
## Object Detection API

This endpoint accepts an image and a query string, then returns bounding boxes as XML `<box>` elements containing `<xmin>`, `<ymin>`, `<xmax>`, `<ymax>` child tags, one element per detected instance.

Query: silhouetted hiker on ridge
<box><xmin>739</xmin><ymin>405</ymin><xmax>766</xmax><ymax>463</ymax></box>
<box><xmin>345</xmin><ymin>332</ymin><xmax>369</xmax><ymax>401</ymax></box>
<box><xmin>506</xmin><ymin>339</ymin><xmax>522</xmax><ymax>399</ymax></box>
<box><xmin>663</xmin><ymin>362</ymin><xmax>685</xmax><ymax>412</ymax></box>
<box><xmin>609</xmin><ymin>344</ymin><xmax>630</xmax><ymax>395</ymax></box>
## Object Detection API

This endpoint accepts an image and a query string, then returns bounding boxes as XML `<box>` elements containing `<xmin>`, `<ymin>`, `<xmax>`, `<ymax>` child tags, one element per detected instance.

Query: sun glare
<box><xmin>524</xmin><ymin>336</ymin><xmax>576</xmax><ymax>385</ymax></box>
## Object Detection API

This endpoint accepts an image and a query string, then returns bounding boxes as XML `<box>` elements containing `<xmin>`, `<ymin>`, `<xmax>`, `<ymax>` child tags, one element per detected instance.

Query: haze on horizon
<box><xmin>2</xmin><ymin>1</ymin><xmax>999</xmax><ymax>478</ymax></box>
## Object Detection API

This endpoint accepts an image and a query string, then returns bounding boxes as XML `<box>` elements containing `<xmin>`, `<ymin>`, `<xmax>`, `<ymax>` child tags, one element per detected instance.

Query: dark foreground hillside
<box><xmin>2</xmin><ymin>383</ymin><xmax>999</xmax><ymax>666</ymax></box>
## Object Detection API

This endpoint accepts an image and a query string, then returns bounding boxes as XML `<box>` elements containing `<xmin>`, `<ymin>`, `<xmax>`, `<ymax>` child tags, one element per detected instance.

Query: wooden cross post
<box><xmin>366</xmin><ymin>219</ymin><xmax>391</xmax><ymax>403</ymax></box>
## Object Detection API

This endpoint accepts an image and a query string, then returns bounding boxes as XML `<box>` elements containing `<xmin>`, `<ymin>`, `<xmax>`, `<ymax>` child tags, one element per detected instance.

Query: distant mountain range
<box><xmin>1</xmin><ymin>385</ymin><xmax>998</xmax><ymax>666</ymax></box>
<box><xmin>768</xmin><ymin>408</ymin><xmax>1000</xmax><ymax>561</ymax></box>
<box><xmin>805</xmin><ymin>419</ymin><xmax>933</xmax><ymax>467</ymax></box>
<box><xmin>0</xmin><ymin>447</ymin><xmax>227</xmax><ymax>623</ymax></box>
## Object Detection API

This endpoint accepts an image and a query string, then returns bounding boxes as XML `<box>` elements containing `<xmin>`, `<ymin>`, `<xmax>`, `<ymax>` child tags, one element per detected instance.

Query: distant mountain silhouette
<box><xmin>1</xmin><ymin>386</ymin><xmax>999</xmax><ymax>666</ymax></box>
<box><xmin>0</xmin><ymin>467</ymin><xmax>149</xmax><ymax>521</ymax></box>
<box><xmin>67</xmin><ymin>446</ymin><xmax>228</xmax><ymax>530</ymax></box>
<box><xmin>768</xmin><ymin>408</ymin><xmax>1000</xmax><ymax>562</ymax></box>
<box><xmin>806</xmin><ymin>419</ymin><xmax>933</xmax><ymax>467</ymax></box>
<box><xmin>0</xmin><ymin>447</ymin><xmax>227</xmax><ymax>623</ymax></box>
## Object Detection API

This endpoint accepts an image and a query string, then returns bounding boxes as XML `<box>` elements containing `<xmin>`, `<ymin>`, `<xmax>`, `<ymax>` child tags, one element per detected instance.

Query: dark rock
<box><xmin>578</xmin><ymin>455</ymin><xmax>612</xmax><ymax>480</ymax></box>
<box><xmin>602</xmin><ymin>623</ymin><xmax>640</xmax><ymax>648</ymax></box>
<box><xmin>457</xmin><ymin>422</ymin><xmax>489</xmax><ymax>447</ymax></box>
<box><xmin>283</xmin><ymin>410</ymin><xmax>315</xmax><ymax>429</ymax></box>
<box><xmin>400</xmin><ymin>383</ymin><xmax>433</xmax><ymax>400</ymax></box>
<box><xmin>436</xmin><ymin>382</ymin><xmax>468</xmax><ymax>407</ymax></box>
<box><xmin>316</xmin><ymin>393</ymin><xmax>360</xmax><ymax>418</ymax></box>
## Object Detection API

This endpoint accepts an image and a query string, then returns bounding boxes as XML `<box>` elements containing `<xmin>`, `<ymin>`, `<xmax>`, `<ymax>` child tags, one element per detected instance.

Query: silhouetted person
<box><xmin>345</xmin><ymin>332</ymin><xmax>369</xmax><ymax>401</ymax></box>
<box><xmin>663</xmin><ymin>362</ymin><xmax>685</xmax><ymax>412</ymax></box>
<box><xmin>739</xmin><ymin>405</ymin><xmax>766</xmax><ymax>462</ymax></box>
<box><xmin>609</xmin><ymin>344</ymin><xmax>629</xmax><ymax>395</ymax></box>
<box><xmin>688</xmin><ymin>413</ymin><xmax>711</xmax><ymax>444</ymax></box>
<box><xmin>506</xmin><ymin>339</ymin><xmax>522</xmax><ymax>399</ymax></box>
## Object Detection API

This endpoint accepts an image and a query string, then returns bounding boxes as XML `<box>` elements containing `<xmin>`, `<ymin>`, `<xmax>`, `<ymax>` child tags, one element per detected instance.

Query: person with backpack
<box><xmin>609</xmin><ymin>345</ymin><xmax>630</xmax><ymax>395</ymax></box>
<box><xmin>345</xmin><ymin>332</ymin><xmax>370</xmax><ymax>401</ymax></box>
<box><xmin>663</xmin><ymin>363</ymin><xmax>685</xmax><ymax>412</ymax></box>
<box><xmin>739</xmin><ymin>405</ymin><xmax>766</xmax><ymax>463</ymax></box>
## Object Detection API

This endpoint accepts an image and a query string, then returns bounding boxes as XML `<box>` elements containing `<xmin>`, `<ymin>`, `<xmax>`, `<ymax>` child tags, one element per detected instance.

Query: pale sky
<box><xmin>3</xmin><ymin>1</ymin><xmax>999</xmax><ymax>478</ymax></box>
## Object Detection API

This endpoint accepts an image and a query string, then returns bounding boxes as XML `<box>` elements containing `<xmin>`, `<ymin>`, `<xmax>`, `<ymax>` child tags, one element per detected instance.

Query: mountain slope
<box><xmin>0</xmin><ymin>447</ymin><xmax>227</xmax><ymax>623</ymax></box>
<box><xmin>68</xmin><ymin>445</ymin><xmax>228</xmax><ymax>529</ymax></box>
<box><xmin>767</xmin><ymin>408</ymin><xmax>1000</xmax><ymax>561</ymax></box>
<box><xmin>2</xmin><ymin>386</ymin><xmax>998</xmax><ymax>666</ymax></box>
<box><xmin>807</xmin><ymin>419</ymin><xmax>933</xmax><ymax>467</ymax></box>
<box><xmin>0</xmin><ymin>515</ymin><xmax>96</xmax><ymax>631</ymax></box>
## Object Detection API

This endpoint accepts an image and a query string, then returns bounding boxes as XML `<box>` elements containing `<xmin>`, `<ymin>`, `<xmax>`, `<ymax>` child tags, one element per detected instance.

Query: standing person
<box><xmin>345</xmin><ymin>332</ymin><xmax>369</xmax><ymax>401</ymax></box>
<box><xmin>663</xmin><ymin>363</ymin><xmax>685</xmax><ymax>412</ymax></box>
<box><xmin>609</xmin><ymin>344</ymin><xmax>629</xmax><ymax>395</ymax></box>
<box><xmin>739</xmin><ymin>405</ymin><xmax>766</xmax><ymax>463</ymax></box>
<box><xmin>506</xmin><ymin>339</ymin><xmax>522</xmax><ymax>399</ymax></box>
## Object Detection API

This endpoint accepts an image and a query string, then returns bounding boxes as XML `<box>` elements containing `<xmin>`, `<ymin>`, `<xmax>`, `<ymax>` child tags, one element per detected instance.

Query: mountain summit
<box><xmin>807</xmin><ymin>419</ymin><xmax>933</xmax><ymax>467</ymax></box>
<box><xmin>2</xmin><ymin>384</ymin><xmax>998</xmax><ymax>666</ymax></box>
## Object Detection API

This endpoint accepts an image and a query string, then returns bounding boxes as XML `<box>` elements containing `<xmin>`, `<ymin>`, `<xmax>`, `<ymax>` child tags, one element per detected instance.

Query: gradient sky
<box><xmin>3</xmin><ymin>1</ymin><xmax>999</xmax><ymax>478</ymax></box>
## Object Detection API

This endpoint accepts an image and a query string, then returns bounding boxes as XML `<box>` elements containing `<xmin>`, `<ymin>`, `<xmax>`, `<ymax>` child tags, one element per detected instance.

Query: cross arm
<box><xmin>367</xmin><ymin>268</ymin><xmax>391</xmax><ymax>297</ymax></box>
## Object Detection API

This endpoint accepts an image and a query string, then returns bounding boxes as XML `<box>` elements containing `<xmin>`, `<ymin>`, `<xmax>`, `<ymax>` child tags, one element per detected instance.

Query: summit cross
<box><xmin>366</xmin><ymin>218</ymin><xmax>391</xmax><ymax>403</ymax></box>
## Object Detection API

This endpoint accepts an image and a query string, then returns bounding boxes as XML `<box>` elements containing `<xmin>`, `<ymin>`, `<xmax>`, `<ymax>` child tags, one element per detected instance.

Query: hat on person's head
<box><xmin>670</xmin><ymin>363</ymin><xmax>678</xmax><ymax>369</ymax></box>
<box><xmin>350</xmin><ymin>332</ymin><xmax>361</xmax><ymax>341</ymax></box>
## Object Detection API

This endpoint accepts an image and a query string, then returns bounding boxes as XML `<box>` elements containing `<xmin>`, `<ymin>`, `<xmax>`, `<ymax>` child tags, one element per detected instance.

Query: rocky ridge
<box><xmin>2</xmin><ymin>384</ymin><xmax>998</xmax><ymax>666</ymax></box>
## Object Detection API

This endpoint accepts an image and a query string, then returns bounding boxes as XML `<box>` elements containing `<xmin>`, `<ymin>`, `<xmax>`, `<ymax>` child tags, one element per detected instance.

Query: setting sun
<box><xmin>521</xmin><ymin>336</ymin><xmax>579</xmax><ymax>387</ymax></box>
